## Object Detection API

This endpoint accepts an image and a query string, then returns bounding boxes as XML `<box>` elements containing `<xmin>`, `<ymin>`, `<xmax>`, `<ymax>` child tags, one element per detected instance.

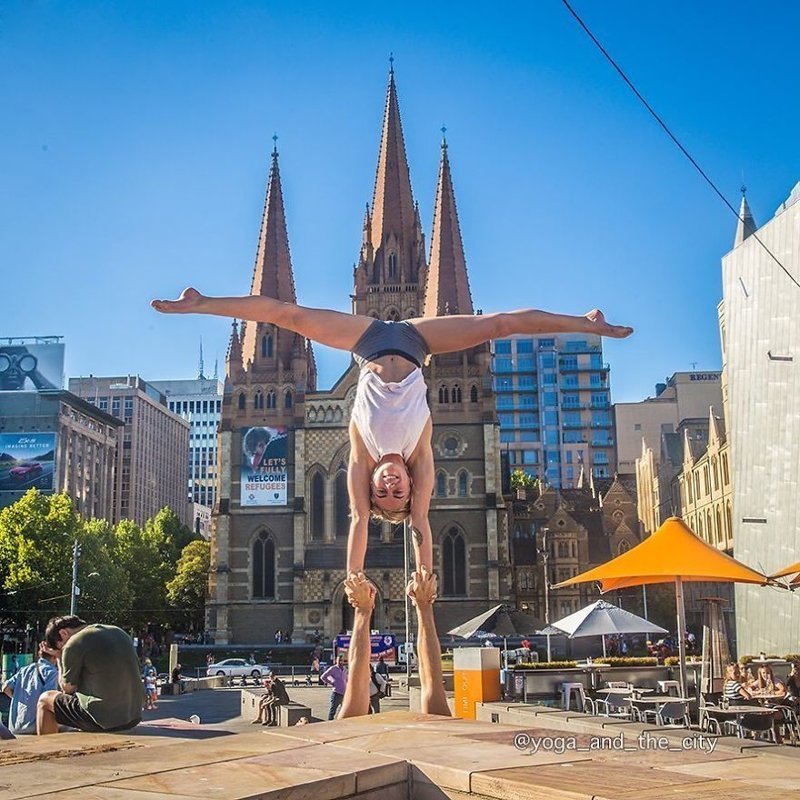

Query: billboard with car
<box><xmin>0</xmin><ymin>432</ymin><xmax>57</xmax><ymax>493</ymax></box>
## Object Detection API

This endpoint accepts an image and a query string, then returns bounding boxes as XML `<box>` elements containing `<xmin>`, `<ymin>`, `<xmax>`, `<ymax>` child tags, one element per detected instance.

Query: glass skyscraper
<box><xmin>492</xmin><ymin>333</ymin><xmax>615</xmax><ymax>488</ymax></box>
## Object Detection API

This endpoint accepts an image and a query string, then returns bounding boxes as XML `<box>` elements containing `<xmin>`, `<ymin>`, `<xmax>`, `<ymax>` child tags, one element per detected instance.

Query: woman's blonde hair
<box><xmin>370</xmin><ymin>500</ymin><xmax>411</xmax><ymax>524</ymax></box>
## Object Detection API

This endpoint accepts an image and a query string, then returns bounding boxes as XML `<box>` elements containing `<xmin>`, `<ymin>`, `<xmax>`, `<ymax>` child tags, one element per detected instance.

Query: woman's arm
<box><xmin>347</xmin><ymin>423</ymin><xmax>372</xmax><ymax>574</ymax></box>
<box><xmin>408</xmin><ymin>420</ymin><xmax>434</xmax><ymax>572</ymax></box>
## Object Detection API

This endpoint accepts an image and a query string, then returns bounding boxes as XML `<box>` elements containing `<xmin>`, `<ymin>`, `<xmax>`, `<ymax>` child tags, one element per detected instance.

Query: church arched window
<box><xmin>252</xmin><ymin>532</ymin><xmax>275</xmax><ymax>599</ymax></box>
<box><xmin>284</xmin><ymin>390</ymin><xmax>293</xmax><ymax>409</ymax></box>
<box><xmin>470</xmin><ymin>384</ymin><xmax>479</xmax><ymax>403</ymax></box>
<box><xmin>254</xmin><ymin>391</ymin><xmax>264</xmax><ymax>410</ymax></box>
<box><xmin>334</xmin><ymin>470</ymin><xmax>348</xmax><ymax>539</ymax></box>
<box><xmin>266</xmin><ymin>390</ymin><xmax>276</xmax><ymax>409</ymax></box>
<box><xmin>435</xmin><ymin>471</ymin><xmax>447</xmax><ymax>497</ymax></box>
<box><xmin>457</xmin><ymin>470</ymin><xmax>468</xmax><ymax>497</ymax></box>
<box><xmin>452</xmin><ymin>384</ymin><xmax>462</xmax><ymax>403</ymax></box>
<box><xmin>310</xmin><ymin>472</ymin><xmax>325</xmax><ymax>540</ymax></box>
<box><xmin>238</xmin><ymin>392</ymin><xmax>246</xmax><ymax>410</ymax></box>
<box><xmin>261</xmin><ymin>335</ymin><xmax>273</xmax><ymax>358</ymax></box>
<box><xmin>438</xmin><ymin>386</ymin><xmax>449</xmax><ymax>404</ymax></box>
<box><xmin>388</xmin><ymin>251</ymin><xmax>397</xmax><ymax>279</ymax></box>
<box><xmin>442</xmin><ymin>529</ymin><xmax>466</xmax><ymax>596</ymax></box>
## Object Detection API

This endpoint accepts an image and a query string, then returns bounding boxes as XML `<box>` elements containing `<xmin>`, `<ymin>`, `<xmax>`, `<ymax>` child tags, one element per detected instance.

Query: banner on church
<box><xmin>240</xmin><ymin>426</ymin><xmax>288</xmax><ymax>506</ymax></box>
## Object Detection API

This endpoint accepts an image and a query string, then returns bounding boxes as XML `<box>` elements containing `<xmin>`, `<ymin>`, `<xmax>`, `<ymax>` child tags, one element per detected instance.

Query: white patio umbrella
<box><xmin>448</xmin><ymin>604</ymin><xmax>545</xmax><ymax>666</ymax></box>
<box><xmin>550</xmin><ymin>599</ymin><xmax>667</xmax><ymax>657</ymax></box>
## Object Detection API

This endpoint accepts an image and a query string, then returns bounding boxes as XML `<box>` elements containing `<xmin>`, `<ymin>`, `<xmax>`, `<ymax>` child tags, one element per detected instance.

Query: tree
<box><xmin>166</xmin><ymin>539</ymin><xmax>210</xmax><ymax>628</ymax></box>
<box><xmin>112</xmin><ymin>518</ymin><xmax>173</xmax><ymax>626</ymax></box>
<box><xmin>0</xmin><ymin>490</ymin><xmax>79</xmax><ymax>626</ymax></box>
<box><xmin>145</xmin><ymin>507</ymin><xmax>197</xmax><ymax>570</ymax></box>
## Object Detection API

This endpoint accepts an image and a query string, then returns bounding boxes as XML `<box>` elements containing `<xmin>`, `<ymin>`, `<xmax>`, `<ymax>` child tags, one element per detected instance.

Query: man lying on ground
<box><xmin>37</xmin><ymin>615</ymin><xmax>144</xmax><ymax>735</ymax></box>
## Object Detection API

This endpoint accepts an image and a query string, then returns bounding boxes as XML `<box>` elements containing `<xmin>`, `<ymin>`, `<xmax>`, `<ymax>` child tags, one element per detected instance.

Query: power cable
<box><xmin>561</xmin><ymin>0</ymin><xmax>800</xmax><ymax>289</ymax></box>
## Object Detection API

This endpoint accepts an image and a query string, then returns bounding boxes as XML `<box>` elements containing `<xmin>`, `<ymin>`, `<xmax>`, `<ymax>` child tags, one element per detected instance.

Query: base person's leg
<box><xmin>409</xmin><ymin>309</ymin><xmax>632</xmax><ymax>356</ymax></box>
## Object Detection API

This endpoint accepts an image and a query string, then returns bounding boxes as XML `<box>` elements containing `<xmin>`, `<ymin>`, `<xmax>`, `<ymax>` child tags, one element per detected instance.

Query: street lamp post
<box><xmin>540</xmin><ymin>527</ymin><xmax>552</xmax><ymax>663</ymax></box>
<box><xmin>70</xmin><ymin>539</ymin><xmax>81</xmax><ymax>616</ymax></box>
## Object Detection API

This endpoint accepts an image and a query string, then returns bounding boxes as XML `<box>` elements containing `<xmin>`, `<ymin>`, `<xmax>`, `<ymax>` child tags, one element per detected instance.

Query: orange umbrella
<box><xmin>771</xmin><ymin>561</ymin><xmax>800</xmax><ymax>585</ymax></box>
<box><xmin>554</xmin><ymin>516</ymin><xmax>770</xmax><ymax>697</ymax></box>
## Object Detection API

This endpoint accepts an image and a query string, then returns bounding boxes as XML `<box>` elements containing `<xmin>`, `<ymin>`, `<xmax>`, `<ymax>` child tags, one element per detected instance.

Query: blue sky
<box><xmin>3</xmin><ymin>1</ymin><xmax>799</xmax><ymax>402</ymax></box>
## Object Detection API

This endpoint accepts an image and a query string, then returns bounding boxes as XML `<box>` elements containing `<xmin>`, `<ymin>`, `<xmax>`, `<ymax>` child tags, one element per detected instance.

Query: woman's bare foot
<box><xmin>585</xmin><ymin>309</ymin><xmax>633</xmax><ymax>339</ymax></box>
<box><xmin>151</xmin><ymin>287</ymin><xmax>205</xmax><ymax>314</ymax></box>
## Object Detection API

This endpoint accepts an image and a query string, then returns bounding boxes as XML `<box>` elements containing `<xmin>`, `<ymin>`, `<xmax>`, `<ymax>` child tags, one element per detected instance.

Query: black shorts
<box><xmin>53</xmin><ymin>693</ymin><xmax>139</xmax><ymax>733</ymax></box>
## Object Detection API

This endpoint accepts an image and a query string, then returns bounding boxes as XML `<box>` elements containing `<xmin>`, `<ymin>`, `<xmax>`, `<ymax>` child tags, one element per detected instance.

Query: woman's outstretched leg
<box><xmin>152</xmin><ymin>288</ymin><xmax>374</xmax><ymax>353</ymax></box>
<box><xmin>409</xmin><ymin>308</ymin><xmax>632</xmax><ymax>356</ymax></box>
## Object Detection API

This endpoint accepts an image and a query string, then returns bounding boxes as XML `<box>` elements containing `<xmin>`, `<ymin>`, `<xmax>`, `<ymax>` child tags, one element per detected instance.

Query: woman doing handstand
<box><xmin>151</xmin><ymin>288</ymin><xmax>632</xmax><ymax>574</ymax></box>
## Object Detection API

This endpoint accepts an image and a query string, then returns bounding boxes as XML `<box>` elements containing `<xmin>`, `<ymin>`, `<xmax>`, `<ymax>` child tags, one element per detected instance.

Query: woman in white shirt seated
<box><xmin>152</xmin><ymin>288</ymin><xmax>632</xmax><ymax>573</ymax></box>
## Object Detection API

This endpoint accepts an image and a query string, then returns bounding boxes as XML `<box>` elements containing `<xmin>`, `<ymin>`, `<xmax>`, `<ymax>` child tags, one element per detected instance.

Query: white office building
<box><xmin>151</xmin><ymin>378</ymin><xmax>223</xmax><ymax>514</ymax></box>
<box><xmin>722</xmin><ymin>183</ymin><xmax>800</xmax><ymax>656</ymax></box>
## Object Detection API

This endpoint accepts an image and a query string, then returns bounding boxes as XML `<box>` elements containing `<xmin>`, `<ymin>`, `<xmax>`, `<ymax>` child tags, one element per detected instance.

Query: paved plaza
<box><xmin>2</xmin><ymin>688</ymin><xmax>800</xmax><ymax>799</ymax></box>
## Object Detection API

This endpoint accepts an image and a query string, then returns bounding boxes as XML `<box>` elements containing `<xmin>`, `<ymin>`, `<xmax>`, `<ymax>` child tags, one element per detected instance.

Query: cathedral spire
<box><xmin>423</xmin><ymin>130</ymin><xmax>474</xmax><ymax>317</ymax></box>
<box><xmin>734</xmin><ymin>186</ymin><xmax>757</xmax><ymax>247</ymax></box>
<box><xmin>369</xmin><ymin>65</ymin><xmax>417</xmax><ymax>274</ymax></box>
<box><xmin>226</xmin><ymin>320</ymin><xmax>243</xmax><ymax>379</ymax></box>
<box><xmin>241</xmin><ymin>141</ymin><xmax>300</xmax><ymax>368</ymax></box>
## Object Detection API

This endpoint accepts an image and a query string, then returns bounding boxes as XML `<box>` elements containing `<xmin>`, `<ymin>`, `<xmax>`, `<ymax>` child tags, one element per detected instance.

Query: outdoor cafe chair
<box><xmin>772</xmin><ymin>704</ymin><xmax>800</xmax><ymax>745</ymax></box>
<box><xmin>657</xmin><ymin>680</ymin><xmax>681</xmax><ymax>697</ymax></box>
<box><xmin>595</xmin><ymin>693</ymin><xmax>632</xmax><ymax>719</ymax></box>
<box><xmin>643</xmin><ymin>700</ymin><xmax>690</xmax><ymax>728</ymax></box>
<box><xmin>561</xmin><ymin>682</ymin><xmax>595</xmax><ymax>714</ymax></box>
<box><xmin>737</xmin><ymin>712</ymin><xmax>777</xmax><ymax>743</ymax></box>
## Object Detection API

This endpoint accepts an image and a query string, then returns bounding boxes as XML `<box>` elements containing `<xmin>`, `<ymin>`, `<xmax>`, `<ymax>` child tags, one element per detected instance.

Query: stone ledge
<box><xmin>2</xmin><ymin>710</ymin><xmax>800</xmax><ymax>799</ymax></box>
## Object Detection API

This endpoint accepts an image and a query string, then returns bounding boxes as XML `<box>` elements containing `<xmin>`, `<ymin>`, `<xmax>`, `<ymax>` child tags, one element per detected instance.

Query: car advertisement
<box><xmin>0</xmin><ymin>432</ymin><xmax>57</xmax><ymax>493</ymax></box>
<box><xmin>240</xmin><ymin>426</ymin><xmax>288</xmax><ymax>506</ymax></box>
<box><xmin>0</xmin><ymin>341</ymin><xmax>65</xmax><ymax>391</ymax></box>
<box><xmin>334</xmin><ymin>633</ymin><xmax>397</xmax><ymax>666</ymax></box>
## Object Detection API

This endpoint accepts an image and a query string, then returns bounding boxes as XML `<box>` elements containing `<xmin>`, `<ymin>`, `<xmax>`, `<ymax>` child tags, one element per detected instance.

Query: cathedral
<box><xmin>207</xmin><ymin>67</ymin><xmax>511</xmax><ymax>644</ymax></box>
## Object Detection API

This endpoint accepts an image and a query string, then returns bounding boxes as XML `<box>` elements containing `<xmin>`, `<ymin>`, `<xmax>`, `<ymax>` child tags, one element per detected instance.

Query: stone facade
<box><xmin>615</xmin><ymin>371</ymin><xmax>723</xmax><ymax>475</ymax></box>
<box><xmin>207</xmin><ymin>70</ymin><xmax>510</xmax><ymax>645</ymax></box>
<box><xmin>509</xmin><ymin>478</ymin><xmax>641</xmax><ymax>623</ymax></box>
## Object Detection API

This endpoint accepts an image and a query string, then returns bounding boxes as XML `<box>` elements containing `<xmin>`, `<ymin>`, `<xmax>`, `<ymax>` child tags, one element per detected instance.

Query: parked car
<box><xmin>9</xmin><ymin>462</ymin><xmax>42</xmax><ymax>480</ymax></box>
<box><xmin>206</xmin><ymin>658</ymin><xmax>269</xmax><ymax>678</ymax></box>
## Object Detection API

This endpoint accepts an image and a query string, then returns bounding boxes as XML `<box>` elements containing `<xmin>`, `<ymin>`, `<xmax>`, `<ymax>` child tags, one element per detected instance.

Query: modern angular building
<box><xmin>208</xmin><ymin>68</ymin><xmax>510</xmax><ymax>644</ymax></box>
<box><xmin>721</xmin><ymin>184</ymin><xmax>800</xmax><ymax>656</ymax></box>
<box><xmin>492</xmin><ymin>334</ymin><xmax>614</xmax><ymax>488</ymax></box>
<box><xmin>69</xmin><ymin>376</ymin><xmax>191</xmax><ymax>526</ymax></box>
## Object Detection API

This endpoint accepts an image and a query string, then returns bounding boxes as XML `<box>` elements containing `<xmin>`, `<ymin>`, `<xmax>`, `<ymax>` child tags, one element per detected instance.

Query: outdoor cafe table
<box><xmin>749</xmin><ymin>691</ymin><xmax>787</xmax><ymax>704</ymax></box>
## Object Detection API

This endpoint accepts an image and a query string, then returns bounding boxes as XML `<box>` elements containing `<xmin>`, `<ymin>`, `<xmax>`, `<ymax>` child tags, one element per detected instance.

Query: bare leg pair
<box><xmin>151</xmin><ymin>289</ymin><xmax>633</xmax><ymax>357</ymax></box>
<box><xmin>338</xmin><ymin>568</ymin><xmax>450</xmax><ymax>719</ymax></box>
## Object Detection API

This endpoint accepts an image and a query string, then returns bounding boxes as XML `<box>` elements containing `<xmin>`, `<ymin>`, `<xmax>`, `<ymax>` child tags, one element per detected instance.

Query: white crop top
<box><xmin>350</xmin><ymin>366</ymin><xmax>430</xmax><ymax>462</ymax></box>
